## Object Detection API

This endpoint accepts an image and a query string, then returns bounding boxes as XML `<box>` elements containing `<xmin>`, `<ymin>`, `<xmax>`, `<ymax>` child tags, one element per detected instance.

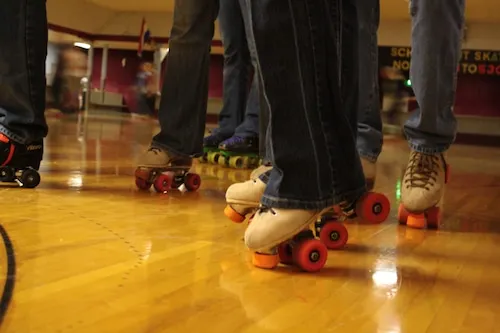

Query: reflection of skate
<box><xmin>134</xmin><ymin>166</ymin><xmax>201</xmax><ymax>193</ymax></box>
<box><xmin>0</xmin><ymin>134</ymin><xmax>43</xmax><ymax>188</ymax></box>
<box><xmin>397</xmin><ymin>152</ymin><xmax>450</xmax><ymax>229</ymax></box>
<box><xmin>249</xmin><ymin>192</ymin><xmax>391</xmax><ymax>273</ymax></box>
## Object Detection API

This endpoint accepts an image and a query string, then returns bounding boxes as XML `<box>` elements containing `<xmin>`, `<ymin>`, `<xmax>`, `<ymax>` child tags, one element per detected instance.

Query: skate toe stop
<box><xmin>252</xmin><ymin>252</ymin><xmax>279</xmax><ymax>269</ymax></box>
<box><xmin>224</xmin><ymin>205</ymin><xmax>245</xmax><ymax>223</ymax></box>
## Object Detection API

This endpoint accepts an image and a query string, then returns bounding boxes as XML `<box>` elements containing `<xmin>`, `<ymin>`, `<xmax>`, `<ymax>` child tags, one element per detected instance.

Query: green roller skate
<box><xmin>217</xmin><ymin>136</ymin><xmax>260</xmax><ymax>169</ymax></box>
<box><xmin>200</xmin><ymin>132</ymin><xmax>230</xmax><ymax>165</ymax></box>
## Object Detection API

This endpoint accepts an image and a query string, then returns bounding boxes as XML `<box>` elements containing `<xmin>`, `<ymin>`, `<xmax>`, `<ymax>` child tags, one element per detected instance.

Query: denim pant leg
<box><xmin>356</xmin><ymin>0</ymin><xmax>383</xmax><ymax>162</ymax></box>
<box><xmin>0</xmin><ymin>0</ymin><xmax>48</xmax><ymax>144</ymax></box>
<box><xmin>215</xmin><ymin>0</ymin><xmax>251</xmax><ymax>137</ymax></box>
<box><xmin>404</xmin><ymin>0</ymin><xmax>465</xmax><ymax>154</ymax></box>
<box><xmin>233</xmin><ymin>0</ymin><xmax>260</xmax><ymax>139</ymax></box>
<box><xmin>250</xmin><ymin>0</ymin><xmax>366</xmax><ymax>209</ymax></box>
<box><xmin>152</xmin><ymin>0</ymin><xmax>219</xmax><ymax>157</ymax></box>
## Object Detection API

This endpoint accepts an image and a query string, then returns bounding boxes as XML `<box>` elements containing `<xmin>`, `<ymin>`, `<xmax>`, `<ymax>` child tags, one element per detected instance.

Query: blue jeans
<box><xmin>216</xmin><ymin>0</ymin><xmax>259</xmax><ymax>139</ymax></box>
<box><xmin>250</xmin><ymin>0</ymin><xmax>366</xmax><ymax>209</ymax></box>
<box><xmin>0</xmin><ymin>0</ymin><xmax>48</xmax><ymax>144</ymax></box>
<box><xmin>152</xmin><ymin>0</ymin><xmax>219</xmax><ymax>157</ymax></box>
<box><xmin>405</xmin><ymin>0</ymin><xmax>465</xmax><ymax>154</ymax></box>
<box><xmin>356</xmin><ymin>0</ymin><xmax>382</xmax><ymax>162</ymax></box>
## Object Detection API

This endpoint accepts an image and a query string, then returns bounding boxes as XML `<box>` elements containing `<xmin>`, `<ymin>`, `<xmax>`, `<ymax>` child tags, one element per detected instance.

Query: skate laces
<box><xmin>405</xmin><ymin>152</ymin><xmax>440</xmax><ymax>190</ymax></box>
<box><xmin>258</xmin><ymin>205</ymin><xmax>277</xmax><ymax>216</ymax></box>
<box><xmin>148</xmin><ymin>147</ymin><xmax>163</xmax><ymax>155</ymax></box>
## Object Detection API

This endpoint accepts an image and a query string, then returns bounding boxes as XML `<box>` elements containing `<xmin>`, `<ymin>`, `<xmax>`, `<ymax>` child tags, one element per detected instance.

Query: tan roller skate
<box><xmin>134</xmin><ymin>147</ymin><xmax>201</xmax><ymax>193</ymax></box>
<box><xmin>245</xmin><ymin>193</ymin><xmax>391</xmax><ymax>273</ymax></box>
<box><xmin>397</xmin><ymin>151</ymin><xmax>450</xmax><ymax>229</ymax></box>
<box><xmin>223</xmin><ymin>168</ymin><xmax>269</xmax><ymax>223</ymax></box>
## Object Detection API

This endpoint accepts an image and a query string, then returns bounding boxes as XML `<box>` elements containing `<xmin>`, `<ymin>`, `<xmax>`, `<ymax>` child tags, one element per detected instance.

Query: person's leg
<box><xmin>141</xmin><ymin>0</ymin><xmax>219</xmax><ymax>167</ymax></box>
<box><xmin>400</xmin><ymin>0</ymin><xmax>465</xmax><ymax>227</ymax></box>
<box><xmin>218</xmin><ymin>0</ymin><xmax>261</xmax><ymax>159</ymax></box>
<box><xmin>356</xmin><ymin>0</ymin><xmax>383</xmax><ymax>188</ymax></box>
<box><xmin>204</xmin><ymin>0</ymin><xmax>250</xmax><ymax>148</ymax></box>
<box><xmin>242</xmin><ymin>0</ymin><xmax>366</xmax><ymax>251</ymax></box>
<box><xmin>0</xmin><ymin>0</ymin><xmax>47</xmax><ymax>170</ymax></box>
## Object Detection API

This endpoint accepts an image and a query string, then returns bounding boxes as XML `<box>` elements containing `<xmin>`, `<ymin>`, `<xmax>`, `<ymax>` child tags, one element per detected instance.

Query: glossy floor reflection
<box><xmin>1</xmin><ymin>111</ymin><xmax>500</xmax><ymax>333</ymax></box>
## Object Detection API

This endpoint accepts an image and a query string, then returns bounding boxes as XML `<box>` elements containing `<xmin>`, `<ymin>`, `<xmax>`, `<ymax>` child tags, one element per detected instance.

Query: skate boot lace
<box><xmin>405</xmin><ymin>152</ymin><xmax>440</xmax><ymax>190</ymax></box>
<box><xmin>258</xmin><ymin>205</ymin><xmax>277</xmax><ymax>216</ymax></box>
<box><xmin>148</xmin><ymin>147</ymin><xmax>163</xmax><ymax>155</ymax></box>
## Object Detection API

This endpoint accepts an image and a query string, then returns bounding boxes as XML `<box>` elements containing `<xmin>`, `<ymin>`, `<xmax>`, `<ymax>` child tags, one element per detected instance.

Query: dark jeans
<box><xmin>216</xmin><ymin>0</ymin><xmax>259</xmax><ymax>139</ymax></box>
<box><xmin>356</xmin><ymin>0</ymin><xmax>383</xmax><ymax>162</ymax></box>
<box><xmin>152</xmin><ymin>0</ymin><xmax>219</xmax><ymax>157</ymax></box>
<box><xmin>0</xmin><ymin>0</ymin><xmax>48</xmax><ymax>144</ymax></box>
<box><xmin>251</xmin><ymin>0</ymin><xmax>366</xmax><ymax>209</ymax></box>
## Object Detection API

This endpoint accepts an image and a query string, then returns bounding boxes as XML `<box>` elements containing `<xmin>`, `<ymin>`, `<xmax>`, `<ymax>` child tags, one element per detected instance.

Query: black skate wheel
<box><xmin>0</xmin><ymin>167</ymin><xmax>15</xmax><ymax>182</ymax></box>
<box><xmin>20</xmin><ymin>169</ymin><xmax>40</xmax><ymax>188</ymax></box>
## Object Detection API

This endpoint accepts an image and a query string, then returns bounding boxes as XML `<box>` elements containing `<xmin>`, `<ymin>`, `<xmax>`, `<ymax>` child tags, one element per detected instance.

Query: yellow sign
<box><xmin>388</xmin><ymin>47</ymin><xmax>500</xmax><ymax>75</ymax></box>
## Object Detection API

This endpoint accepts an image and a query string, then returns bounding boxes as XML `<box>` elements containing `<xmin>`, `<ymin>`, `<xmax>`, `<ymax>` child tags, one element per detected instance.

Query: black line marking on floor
<box><xmin>0</xmin><ymin>224</ymin><xmax>15</xmax><ymax>326</ymax></box>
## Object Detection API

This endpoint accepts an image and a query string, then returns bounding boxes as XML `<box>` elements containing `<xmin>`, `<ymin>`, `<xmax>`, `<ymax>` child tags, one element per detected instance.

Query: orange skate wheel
<box><xmin>252</xmin><ymin>252</ymin><xmax>279</xmax><ymax>269</ymax></box>
<box><xmin>426</xmin><ymin>206</ymin><xmax>441</xmax><ymax>229</ymax></box>
<box><xmin>277</xmin><ymin>242</ymin><xmax>294</xmax><ymax>265</ymax></box>
<box><xmin>135</xmin><ymin>177</ymin><xmax>152</xmax><ymax>190</ymax></box>
<box><xmin>292</xmin><ymin>239</ymin><xmax>328</xmax><ymax>272</ymax></box>
<box><xmin>356</xmin><ymin>192</ymin><xmax>391</xmax><ymax>224</ymax></box>
<box><xmin>224</xmin><ymin>205</ymin><xmax>245</xmax><ymax>223</ymax></box>
<box><xmin>319</xmin><ymin>222</ymin><xmax>348</xmax><ymax>250</ymax></box>
<box><xmin>406</xmin><ymin>213</ymin><xmax>426</xmax><ymax>229</ymax></box>
<box><xmin>398</xmin><ymin>203</ymin><xmax>409</xmax><ymax>225</ymax></box>
<box><xmin>153</xmin><ymin>173</ymin><xmax>172</xmax><ymax>193</ymax></box>
<box><xmin>184</xmin><ymin>173</ymin><xmax>201</xmax><ymax>191</ymax></box>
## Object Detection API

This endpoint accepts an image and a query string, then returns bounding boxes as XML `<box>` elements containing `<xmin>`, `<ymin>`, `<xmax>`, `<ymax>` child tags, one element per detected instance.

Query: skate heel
<box><xmin>224</xmin><ymin>205</ymin><xmax>246</xmax><ymax>223</ymax></box>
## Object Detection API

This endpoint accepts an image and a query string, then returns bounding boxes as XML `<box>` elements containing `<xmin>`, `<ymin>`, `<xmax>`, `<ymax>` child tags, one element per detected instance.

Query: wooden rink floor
<box><xmin>1</xmin><ymin>111</ymin><xmax>500</xmax><ymax>333</ymax></box>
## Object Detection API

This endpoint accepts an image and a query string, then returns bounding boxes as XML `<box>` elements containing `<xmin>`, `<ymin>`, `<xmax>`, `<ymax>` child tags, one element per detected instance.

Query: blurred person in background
<box><xmin>0</xmin><ymin>0</ymin><xmax>47</xmax><ymax>182</ymax></box>
<box><xmin>51</xmin><ymin>44</ymin><xmax>87</xmax><ymax>114</ymax></box>
<box><xmin>131</xmin><ymin>61</ymin><xmax>158</xmax><ymax>119</ymax></box>
<box><xmin>203</xmin><ymin>0</ymin><xmax>260</xmax><ymax>158</ymax></box>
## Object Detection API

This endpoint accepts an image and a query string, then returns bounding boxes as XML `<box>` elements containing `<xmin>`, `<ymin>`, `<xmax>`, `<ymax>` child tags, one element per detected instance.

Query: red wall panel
<box><xmin>89</xmin><ymin>48</ymin><xmax>499</xmax><ymax>118</ymax></box>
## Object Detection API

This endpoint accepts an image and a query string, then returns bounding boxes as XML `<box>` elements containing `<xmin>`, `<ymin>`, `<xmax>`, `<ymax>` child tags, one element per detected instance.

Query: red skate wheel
<box><xmin>153</xmin><ymin>173</ymin><xmax>172</xmax><ymax>193</ymax></box>
<box><xmin>134</xmin><ymin>167</ymin><xmax>147</xmax><ymax>179</ymax></box>
<box><xmin>426</xmin><ymin>206</ymin><xmax>441</xmax><ymax>228</ymax></box>
<box><xmin>184</xmin><ymin>173</ymin><xmax>201</xmax><ymax>191</ymax></box>
<box><xmin>135</xmin><ymin>177</ymin><xmax>152</xmax><ymax>190</ymax></box>
<box><xmin>292</xmin><ymin>239</ymin><xmax>328</xmax><ymax>272</ymax></box>
<box><xmin>397</xmin><ymin>203</ymin><xmax>409</xmax><ymax>225</ymax></box>
<box><xmin>356</xmin><ymin>192</ymin><xmax>390</xmax><ymax>224</ymax></box>
<box><xmin>319</xmin><ymin>222</ymin><xmax>348</xmax><ymax>250</ymax></box>
<box><xmin>277</xmin><ymin>242</ymin><xmax>294</xmax><ymax>265</ymax></box>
